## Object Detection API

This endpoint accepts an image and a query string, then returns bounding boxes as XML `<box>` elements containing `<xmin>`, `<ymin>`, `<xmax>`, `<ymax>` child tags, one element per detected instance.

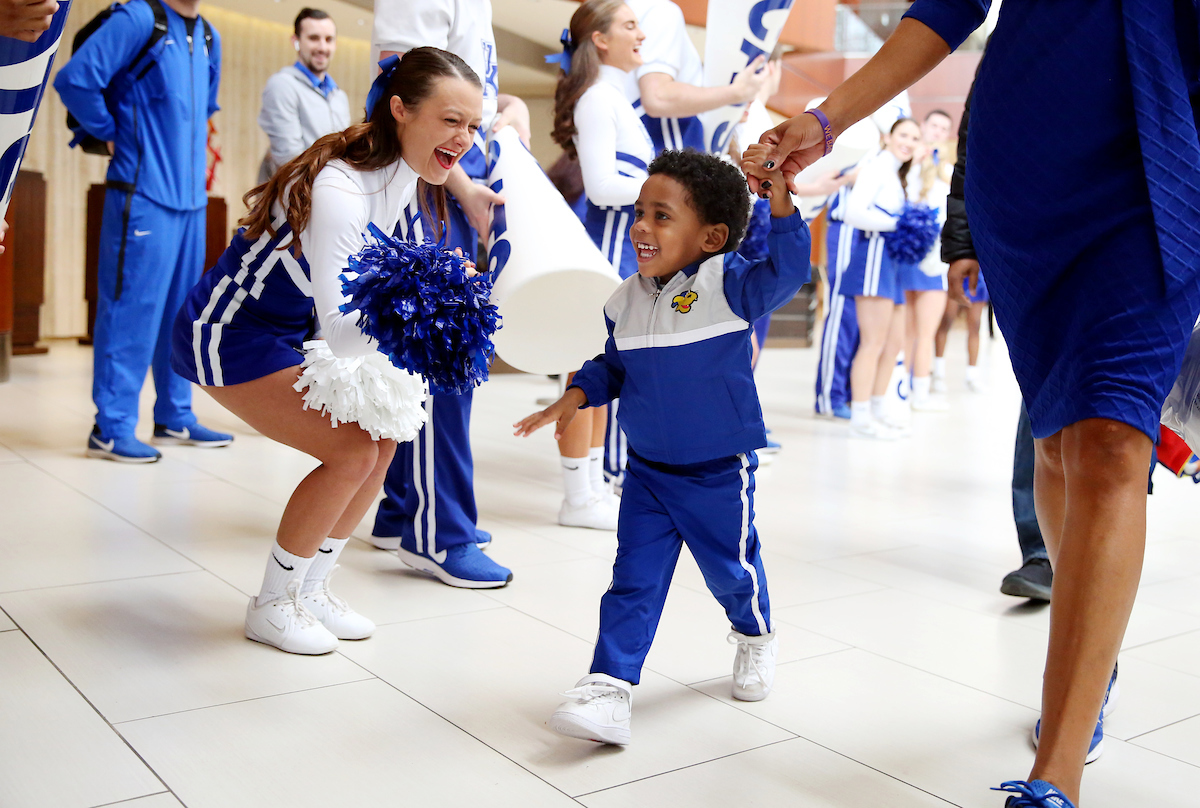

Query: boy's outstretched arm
<box><xmin>514</xmin><ymin>387</ymin><xmax>588</xmax><ymax>440</ymax></box>
<box><xmin>725</xmin><ymin>148</ymin><xmax>812</xmax><ymax>322</ymax></box>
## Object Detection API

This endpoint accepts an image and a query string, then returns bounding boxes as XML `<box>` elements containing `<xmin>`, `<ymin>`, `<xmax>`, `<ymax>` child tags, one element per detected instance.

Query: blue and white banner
<box><xmin>699</xmin><ymin>0</ymin><xmax>794</xmax><ymax>156</ymax></box>
<box><xmin>0</xmin><ymin>1</ymin><xmax>70</xmax><ymax>220</ymax></box>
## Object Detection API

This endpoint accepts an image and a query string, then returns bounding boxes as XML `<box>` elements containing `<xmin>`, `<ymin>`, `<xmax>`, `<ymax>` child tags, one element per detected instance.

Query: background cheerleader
<box><xmin>902</xmin><ymin>127</ymin><xmax>955</xmax><ymax>412</ymax></box>
<box><xmin>548</xmin><ymin>0</ymin><xmax>653</xmax><ymax>530</ymax></box>
<box><xmin>839</xmin><ymin>118</ymin><xmax>923</xmax><ymax>439</ymax></box>
<box><xmin>170</xmin><ymin>48</ymin><xmax>485</xmax><ymax>654</ymax></box>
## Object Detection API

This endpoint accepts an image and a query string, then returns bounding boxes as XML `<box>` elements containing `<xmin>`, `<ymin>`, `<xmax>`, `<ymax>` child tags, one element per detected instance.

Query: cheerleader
<box><xmin>838</xmin><ymin>118</ymin><xmax>923</xmax><ymax>439</ymax></box>
<box><xmin>367</xmin><ymin>0</ymin><xmax>521</xmax><ymax>589</ymax></box>
<box><xmin>902</xmin><ymin>140</ymin><xmax>955</xmax><ymax>412</ymax></box>
<box><xmin>170</xmin><ymin>49</ymin><xmax>487</xmax><ymax>654</ymax></box>
<box><xmin>548</xmin><ymin>0</ymin><xmax>654</xmax><ymax>529</ymax></box>
<box><xmin>933</xmin><ymin>270</ymin><xmax>989</xmax><ymax>393</ymax></box>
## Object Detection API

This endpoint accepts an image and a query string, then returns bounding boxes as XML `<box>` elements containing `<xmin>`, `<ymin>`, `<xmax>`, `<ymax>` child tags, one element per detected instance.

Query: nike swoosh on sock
<box><xmin>272</xmin><ymin>555</ymin><xmax>294</xmax><ymax>570</ymax></box>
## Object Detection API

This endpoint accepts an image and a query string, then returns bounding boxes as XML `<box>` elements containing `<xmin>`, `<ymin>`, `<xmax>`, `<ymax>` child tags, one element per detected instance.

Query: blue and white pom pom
<box><xmin>340</xmin><ymin>224</ymin><xmax>501</xmax><ymax>395</ymax></box>
<box><xmin>293</xmin><ymin>341</ymin><xmax>428</xmax><ymax>442</ymax></box>
<box><xmin>885</xmin><ymin>203</ymin><xmax>941</xmax><ymax>265</ymax></box>
<box><xmin>736</xmin><ymin>198</ymin><xmax>771</xmax><ymax>263</ymax></box>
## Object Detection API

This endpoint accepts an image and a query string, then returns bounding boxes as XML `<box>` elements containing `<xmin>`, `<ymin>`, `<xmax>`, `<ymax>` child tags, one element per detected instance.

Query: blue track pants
<box><xmin>814</xmin><ymin>220</ymin><xmax>859</xmax><ymax>414</ymax></box>
<box><xmin>94</xmin><ymin>191</ymin><xmax>204</xmax><ymax>438</ymax></box>
<box><xmin>591</xmin><ymin>451</ymin><xmax>772</xmax><ymax>685</ymax></box>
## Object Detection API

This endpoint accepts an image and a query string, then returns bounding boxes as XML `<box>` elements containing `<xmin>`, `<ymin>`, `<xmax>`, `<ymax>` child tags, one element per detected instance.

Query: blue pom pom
<box><xmin>340</xmin><ymin>224</ymin><xmax>502</xmax><ymax>395</ymax></box>
<box><xmin>736</xmin><ymin>198</ymin><xmax>771</xmax><ymax>263</ymax></box>
<box><xmin>885</xmin><ymin>203</ymin><xmax>941</xmax><ymax>265</ymax></box>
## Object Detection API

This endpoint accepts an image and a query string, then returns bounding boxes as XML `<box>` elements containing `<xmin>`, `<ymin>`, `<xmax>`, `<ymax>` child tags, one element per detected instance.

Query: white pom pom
<box><xmin>293</xmin><ymin>340</ymin><xmax>428</xmax><ymax>442</ymax></box>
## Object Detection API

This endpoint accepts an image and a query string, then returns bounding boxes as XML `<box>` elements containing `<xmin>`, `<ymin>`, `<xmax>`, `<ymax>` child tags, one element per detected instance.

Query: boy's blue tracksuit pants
<box><xmin>591</xmin><ymin>450</ymin><xmax>772</xmax><ymax>685</ymax></box>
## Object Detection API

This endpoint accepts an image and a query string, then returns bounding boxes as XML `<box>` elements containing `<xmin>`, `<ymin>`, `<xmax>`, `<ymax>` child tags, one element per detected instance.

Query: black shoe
<box><xmin>1000</xmin><ymin>557</ymin><xmax>1052</xmax><ymax>601</ymax></box>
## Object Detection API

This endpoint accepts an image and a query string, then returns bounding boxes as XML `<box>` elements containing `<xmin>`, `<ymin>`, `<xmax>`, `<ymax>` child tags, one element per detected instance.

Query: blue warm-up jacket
<box><xmin>54</xmin><ymin>0</ymin><xmax>220</xmax><ymax>212</ymax></box>
<box><xmin>571</xmin><ymin>210</ymin><xmax>811</xmax><ymax>466</ymax></box>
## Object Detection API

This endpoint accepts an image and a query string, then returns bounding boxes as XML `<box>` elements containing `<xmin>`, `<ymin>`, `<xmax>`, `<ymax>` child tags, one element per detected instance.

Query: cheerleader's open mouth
<box><xmin>634</xmin><ymin>240</ymin><xmax>659</xmax><ymax>262</ymax></box>
<box><xmin>434</xmin><ymin>146</ymin><xmax>460</xmax><ymax>170</ymax></box>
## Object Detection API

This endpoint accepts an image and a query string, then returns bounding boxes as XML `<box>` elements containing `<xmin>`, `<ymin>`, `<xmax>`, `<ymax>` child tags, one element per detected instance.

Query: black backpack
<box><xmin>66</xmin><ymin>0</ymin><xmax>214</xmax><ymax>155</ymax></box>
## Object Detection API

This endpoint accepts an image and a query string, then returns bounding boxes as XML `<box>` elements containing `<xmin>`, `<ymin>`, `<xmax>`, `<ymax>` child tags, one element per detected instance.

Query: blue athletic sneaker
<box><xmin>475</xmin><ymin>528</ymin><xmax>492</xmax><ymax>550</ymax></box>
<box><xmin>758</xmin><ymin>439</ymin><xmax>782</xmax><ymax>454</ymax></box>
<box><xmin>152</xmin><ymin>423</ymin><xmax>234</xmax><ymax>448</ymax></box>
<box><xmin>396</xmin><ymin>542</ymin><xmax>512</xmax><ymax>589</ymax></box>
<box><xmin>832</xmin><ymin>403</ymin><xmax>852</xmax><ymax>420</ymax></box>
<box><xmin>993</xmin><ymin>780</ymin><xmax>1075</xmax><ymax>808</ymax></box>
<box><xmin>86</xmin><ymin>426</ymin><xmax>161</xmax><ymax>463</ymax></box>
<box><xmin>1032</xmin><ymin>664</ymin><xmax>1118</xmax><ymax>764</ymax></box>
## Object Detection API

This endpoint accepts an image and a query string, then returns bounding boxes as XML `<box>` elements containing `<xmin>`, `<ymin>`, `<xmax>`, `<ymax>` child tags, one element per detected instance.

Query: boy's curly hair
<box><xmin>647</xmin><ymin>149</ymin><xmax>752</xmax><ymax>254</ymax></box>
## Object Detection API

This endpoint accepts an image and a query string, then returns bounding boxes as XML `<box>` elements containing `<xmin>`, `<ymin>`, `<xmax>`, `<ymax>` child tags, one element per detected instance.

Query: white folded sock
<box><xmin>588</xmin><ymin>446</ymin><xmax>605</xmax><ymax>495</ymax></box>
<box><xmin>257</xmin><ymin>541</ymin><xmax>313</xmax><ymax>606</ymax></box>
<box><xmin>561</xmin><ymin>456</ymin><xmax>592</xmax><ymax>507</ymax></box>
<box><xmin>850</xmin><ymin>401</ymin><xmax>871</xmax><ymax>428</ymax></box>
<box><xmin>301</xmin><ymin>537</ymin><xmax>348</xmax><ymax>594</ymax></box>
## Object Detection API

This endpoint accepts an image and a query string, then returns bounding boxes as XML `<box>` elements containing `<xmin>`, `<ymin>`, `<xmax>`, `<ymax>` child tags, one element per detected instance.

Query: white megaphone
<box><xmin>793</xmin><ymin>96</ymin><xmax>881</xmax><ymax>219</ymax></box>
<box><xmin>483</xmin><ymin>127</ymin><xmax>622</xmax><ymax>376</ymax></box>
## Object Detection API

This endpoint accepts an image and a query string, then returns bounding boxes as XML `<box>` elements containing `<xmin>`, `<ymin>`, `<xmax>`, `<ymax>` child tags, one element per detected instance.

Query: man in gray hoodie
<box><xmin>256</xmin><ymin>7</ymin><xmax>350</xmax><ymax>183</ymax></box>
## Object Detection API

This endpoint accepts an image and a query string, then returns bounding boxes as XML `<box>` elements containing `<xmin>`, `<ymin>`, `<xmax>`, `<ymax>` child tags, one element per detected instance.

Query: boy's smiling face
<box><xmin>630</xmin><ymin>174</ymin><xmax>730</xmax><ymax>281</ymax></box>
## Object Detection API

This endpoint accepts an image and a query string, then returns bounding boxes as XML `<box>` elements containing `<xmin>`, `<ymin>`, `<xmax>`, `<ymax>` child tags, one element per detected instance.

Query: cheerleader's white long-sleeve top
<box><xmin>573</xmin><ymin>65</ymin><xmax>655</xmax><ymax>208</ymax></box>
<box><xmin>843</xmin><ymin>150</ymin><xmax>905</xmax><ymax>233</ymax></box>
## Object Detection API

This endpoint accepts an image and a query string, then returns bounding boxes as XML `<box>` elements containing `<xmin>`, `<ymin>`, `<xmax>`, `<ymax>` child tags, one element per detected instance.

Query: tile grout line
<box><xmin>329</xmin><ymin>642</ymin><xmax>588</xmax><ymax>805</ymax></box>
<box><xmin>112</xmin><ymin>676</ymin><xmax>380</xmax><ymax>726</ymax></box>
<box><xmin>0</xmin><ymin>603</ymin><xmax>178</xmax><ymax>804</ymax></box>
<box><xmin>89</xmin><ymin>790</ymin><xmax>175</xmax><ymax>807</ymax></box>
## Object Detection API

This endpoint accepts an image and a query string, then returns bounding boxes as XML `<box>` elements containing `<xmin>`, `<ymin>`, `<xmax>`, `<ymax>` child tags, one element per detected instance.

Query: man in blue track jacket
<box><xmin>55</xmin><ymin>0</ymin><xmax>231</xmax><ymax>462</ymax></box>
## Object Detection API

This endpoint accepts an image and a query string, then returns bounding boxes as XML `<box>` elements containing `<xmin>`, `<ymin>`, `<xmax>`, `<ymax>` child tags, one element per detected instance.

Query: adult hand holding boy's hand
<box><xmin>742</xmin><ymin>143</ymin><xmax>795</xmax><ymax>218</ymax></box>
<box><xmin>513</xmin><ymin>386</ymin><xmax>587</xmax><ymax>440</ymax></box>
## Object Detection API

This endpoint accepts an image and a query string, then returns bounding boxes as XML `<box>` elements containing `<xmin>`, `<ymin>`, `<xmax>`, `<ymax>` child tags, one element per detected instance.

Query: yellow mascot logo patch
<box><xmin>671</xmin><ymin>290</ymin><xmax>698</xmax><ymax>314</ymax></box>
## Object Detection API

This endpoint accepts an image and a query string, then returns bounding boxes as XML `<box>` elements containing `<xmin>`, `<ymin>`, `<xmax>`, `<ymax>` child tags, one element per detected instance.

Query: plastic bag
<box><xmin>1161</xmin><ymin>320</ymin><xmax>1200</xmax><ymax>454</ymax></box>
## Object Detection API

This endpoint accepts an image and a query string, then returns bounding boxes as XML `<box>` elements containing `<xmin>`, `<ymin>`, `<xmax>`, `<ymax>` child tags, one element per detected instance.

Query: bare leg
<box><xmin>591</xmin><ymin>403</ymin><xmax>607</xmax><ymax>448</ymax></box>
<box><xmin>935</xmin><ymin>297</ymin><xmax>959</xmax><ymax>359</ymax></box>
<box><xmin>910</xmin><ymin>289</ymin><xmax>947</xmax><ymax>379</ymax></box>
<box><xmin>903</xmin><ymin>291</ymin><xmax>919</xmax><ymax>375</ymax></box>
<box><xmin>850</xmin><ymin>296</ymin><xmax>894</xmax><ymax>403</ymax></box>
<box><xmin>966</xmin><ymin>301</ymin><xmax>986</xmax><ymax>366</ymax></box>
<box><xmin>557</xmin><ymin>371</ymin><xmax>593</xmax><ymax>457</ymax></box>
<box><xmin>873</xmin><ymin>303</ymin><xmax>906</xmax><ymax>398</ymax></box>
<box><xmin>204</xmin><ymin>366</ymin><xmax>392</xmax><ymax>557</ymax></box>
<box><xmin>1031</xmin><ymin>418</ymin><xmax>1150</xmax><ymax>804</ymax></box>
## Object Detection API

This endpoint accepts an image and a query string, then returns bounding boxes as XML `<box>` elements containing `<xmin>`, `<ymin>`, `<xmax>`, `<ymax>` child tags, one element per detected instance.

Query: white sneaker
<box><xmin>911</xmin><ymin>396</ymin><xmax>949</xmax><ymax>412</ymax></box>
<box><xmin>931</xmin><ymin>374</ymin><xmax>948</xmax><ymax>394</ymax></box>
<box><xmin>558</xmin><ymin>495</ymin><xmax>618</xmax><ymax>531</ymax></box>
<box><xmin>548</xmin><ymin>674</ymin><xmax>632</xmax><ymax>745</ymax></box>
<box><xmin>729</xmin><ymin>630</ymin><xmax>778</xmax><ymax>701</ymax></box>
<box><xmin>299</xmin><ymin>566</ymin><xmax>375</xmax><ymax>640</ymax></box>
<box><xmin>849</xmin><ymin>420</ymin><xmax>898</xmax><ymax>440</ymax></box>
<box><xmin>966</xmin><ymin>377</ymin><xmax>988</xmax><ymax>394</ymax></box>
<box><xmin>245</xmin><ymin>580</ymin><xmax>339</xmax><ymax>655</ymax></box>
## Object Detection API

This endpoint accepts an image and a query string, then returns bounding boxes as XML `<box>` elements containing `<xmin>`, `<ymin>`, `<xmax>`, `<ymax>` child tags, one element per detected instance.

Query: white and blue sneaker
<box><xmin>152</xmin><ymin>423</ymin><xmax>233</xmax><ymax>447</ymax></box>
<box><xmin>1032</xmin><ymin>664</ymin><xmax>1119</xmax><ymax>764</ymax></box>
<box><xmin>86</xmin><ymin>426</ymin><xmax>160</xmax><ymax>463</ymax></box>
<box><xmin>831</xmin><ymin>403</ymin><xmax>852</xmax><ymax>420</ymax></box>
<box><xmin>474</xmin><ymin>528</ymin><xmax>492</xmax><ymax>550</ymax></box>
<box><xmin>396</xmin><ymin>542</ymin><xmax>512</xmax><ymax>589</ymax></box>
<box><xmin>993</xmin><ymin>780</ymin><xmax>1075</xmax><ymax>808</ymax></box>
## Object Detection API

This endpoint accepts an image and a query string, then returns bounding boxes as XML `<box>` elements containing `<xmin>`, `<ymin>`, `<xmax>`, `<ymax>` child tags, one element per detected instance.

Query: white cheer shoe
<box><xmin>559</xmin><ymin>495</ymin><xmax>619</xmax><ymax>531</ymax></box>
<box><xmin>299</xmin><ymin>566</ymin><xmax>375</xmax><ymax>640</ymax></box>
<box><xmin>245</xmin><ymin>580</ymin><xmax>339</xmax><ymax>655</ymax></box>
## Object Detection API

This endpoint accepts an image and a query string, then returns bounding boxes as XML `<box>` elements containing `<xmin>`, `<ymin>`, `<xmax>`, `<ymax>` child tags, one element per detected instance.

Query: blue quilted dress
<box><xmin>906</xmin><ymin>0</ymin><xmax>1200</xmax><ymax>440</ymax></box>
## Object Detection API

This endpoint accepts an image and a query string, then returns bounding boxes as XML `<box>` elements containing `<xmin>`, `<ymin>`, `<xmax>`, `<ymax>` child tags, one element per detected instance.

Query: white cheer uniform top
<box><xmin>624</xmin><ymin>0</ymin><xmax>706</xmax><ymax>153</ymax></box>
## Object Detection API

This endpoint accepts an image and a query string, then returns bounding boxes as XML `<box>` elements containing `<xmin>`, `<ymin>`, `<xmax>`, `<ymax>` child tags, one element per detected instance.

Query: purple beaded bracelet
<box><xmin>805</xmin><ymin>108</ymin><xmax>834</xmax><ymax>156</ymax></box>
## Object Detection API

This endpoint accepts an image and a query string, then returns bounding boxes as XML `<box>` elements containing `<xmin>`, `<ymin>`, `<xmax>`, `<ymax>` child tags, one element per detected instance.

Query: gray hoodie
<box><xmin>257</xmin><ymin>64</ymin><xmax>351</xmax><ymax>183</ymax></box>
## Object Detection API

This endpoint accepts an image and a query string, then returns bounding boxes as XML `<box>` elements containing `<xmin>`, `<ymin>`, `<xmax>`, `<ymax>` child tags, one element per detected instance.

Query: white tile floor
<box><xmin>0</xmin><ymin>335</ymin><xmax>1197</xmax><ymax>807</ymax></box>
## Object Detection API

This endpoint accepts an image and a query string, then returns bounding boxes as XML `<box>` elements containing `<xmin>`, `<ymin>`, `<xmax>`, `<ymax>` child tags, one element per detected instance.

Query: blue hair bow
<box><xmin>544</xmin><ymin>29</ymin><xmax>574</xmax><ymax>74</ymax></box>
<box><xmin>366</xmin><ymin>54</ymin><xmax>402</xmax><ymax>121</ymax></box>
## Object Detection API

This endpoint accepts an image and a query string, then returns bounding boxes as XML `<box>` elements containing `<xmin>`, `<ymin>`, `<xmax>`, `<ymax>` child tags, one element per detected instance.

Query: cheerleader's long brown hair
<box><xmin>240</xmin><ymin>47</ymin><xmax>480</xmax><ymax>255</ymax></box>
<box><xmin>551</xmin><ymin>0</ymin><xmax>629</xmax><ymax>160</ymax></box>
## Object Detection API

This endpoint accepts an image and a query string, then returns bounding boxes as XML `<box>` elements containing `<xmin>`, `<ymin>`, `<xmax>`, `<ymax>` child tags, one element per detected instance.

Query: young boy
<box><xmin>513</xmin><ymin>148</ymin><xmax>810</xmax><ymax>744</ymax></box>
